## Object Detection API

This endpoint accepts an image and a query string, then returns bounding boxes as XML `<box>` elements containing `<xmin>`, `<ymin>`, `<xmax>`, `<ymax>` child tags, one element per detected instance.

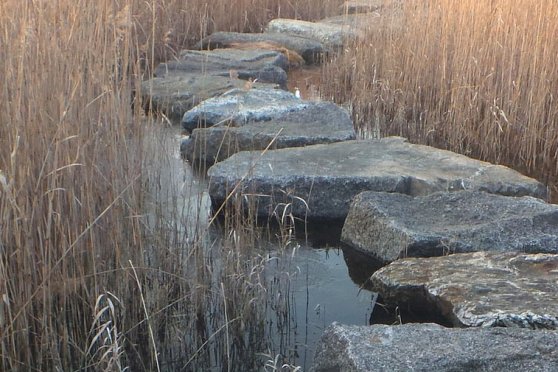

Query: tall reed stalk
<box><xmin>0</xmin><ymin>0</ymin><xmax>340</xmax><ymax>370</ymax></box>
<box><xmin>322</xmin><ymin>0</ymin><xmax>558</xmax><ymax>196</ymax></box>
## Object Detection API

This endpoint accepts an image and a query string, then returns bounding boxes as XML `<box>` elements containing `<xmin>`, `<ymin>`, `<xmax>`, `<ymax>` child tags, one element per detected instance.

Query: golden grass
<box><xmin>0</xmin><ymin>0</ymin><xmax>340</xmax><ymax>370</ymax></box>
<box><xmin>322</xmin><ymin>0</ymin><xmax>558</xmax><ymax>196</ymax></box>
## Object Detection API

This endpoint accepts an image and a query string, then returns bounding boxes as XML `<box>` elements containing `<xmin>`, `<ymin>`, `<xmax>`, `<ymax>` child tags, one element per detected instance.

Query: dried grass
<box><xmin>322</xmin><ymin>0</ymin><xmax>558</xmax><ymax>196</ymax></box>
<box><xmin>0</xmin><ymin>0</ymin><xmax>339</xmax><ymax>370</ymax></box>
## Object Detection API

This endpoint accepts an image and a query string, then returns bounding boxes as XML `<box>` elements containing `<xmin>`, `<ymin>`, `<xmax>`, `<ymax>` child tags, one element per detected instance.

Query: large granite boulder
<box><xmin>182</xmin><ymin>101</ymin><xmax>355</xmax><ymax>166</ymax></box>
<box><xmin>207</xmin><ymin>137</ymin><xmax>546</xmax><ymax>221</ymax></box>
<box><xmin>266</xmin><ymin>19</ymin><xmax>361</xmax><ymax>49</ymax></box>
<box><xmin>370</xmin><ymin>252</ymin><xmax>558</xmax><ymax>329</ymax></box>
<box><xmin>141</xmin><ymin>75</ymin><xmax>279</xmax><ymax>122</ymax></box>
<box><xmin>181</xmin><ymin>88</ymin><xmax>308</xmax><ymax>132</ymax></box>
<box><xmin>341</xmin><ymin>191</ymin><xmax>558</xmax><ymax>262</ymax></box>
<box><xmin>312</xmin><ymin>322</ymin><xmax>558</xmax><ymax>372</ymax></box>
<box><xmin>194</xmin><ymin>32</ymin><xmax>328</xmax><ymax>64</ymax></box>
<box><xmin>154</xmin><ymin>49</ymin><xmax>289</xmax><ymax>87</ymax></box>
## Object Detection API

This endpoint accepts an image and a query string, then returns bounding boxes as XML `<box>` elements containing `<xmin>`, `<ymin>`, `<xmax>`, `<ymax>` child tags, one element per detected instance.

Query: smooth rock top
<box><xmin>339</xmin><ymin>0</ymin><xmax>385</xmax><ymax>14</ymax></box>
<box><xmin>266</xmin><ymin>18</ymin><xmax>361</xmax><ymax>49</ymax></box>
<box><xmin>141</xmin><ymin>75</ymin><xmax>279</xmax><ymax>122</ymax></box>
<box><xmin>370</xmin><ymin>252</ymin><xmax>558</xmax><ymax>329</ymax></box>
<box><xmin>183</xmin><ymin>101</ymin><xmax>355</xmax><ymax>166</ymax></box>
<box><xmin>181</xmin><ymin>88</ymin><xmax>307</xmax><ymax>132</ymax></box>
<box><xmin>341</xmin><ymin>190</ymin><xmax>558</xmax><ymax>262</ymax></box>
<box><xmin>312</xmin><ymin>322</ymin><xmax>558</xmax><ymax>372</ymax></box>
<box><xmin>154</xmin><ymin>49</ymin><xmax>289</xmax><ymax>86</ymax></box>
<box><xmin>194</xmin><ymin>31</ymin><xmax>328</xmax><ymax>64</ymax></box>
<box><xmin>207</xmin><ymin>138</ymin><xmax>546</xmax><ymax>221</ymax></box>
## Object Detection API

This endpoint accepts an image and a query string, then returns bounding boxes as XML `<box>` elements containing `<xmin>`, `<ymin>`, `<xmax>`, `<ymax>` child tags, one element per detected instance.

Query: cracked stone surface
<box><xmin>312</xmin><ymin>322</ymin><xmax>558</xmax><ymax>372</ymax></box>
<box><xmin>370</xmin><ymin>252</ymin><xmax>558</xmax><ymax>329</ymax></box>
<box><xmin>207</xmin><ymin>137</ymin><xmax>546</xmax><ymax>221</ymax></box>
<box><xmin>341</xmin><ymin>191</ymin><xmax>558</xmax><ymax>262</ymax></box>
<box><xmin>182</xmin><ymin>101</ymin><xmax>354</xmax><ymax>166</ymax></box>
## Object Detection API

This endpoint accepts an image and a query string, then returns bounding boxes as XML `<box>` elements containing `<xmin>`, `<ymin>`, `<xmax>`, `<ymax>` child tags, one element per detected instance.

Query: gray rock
<box><xmin>341</xmin><ymin>191</ymin><xmax>558</xmax><ymax>262</ymax></box>
<box><xmin>154</xmin><ymin>49</ymin><xmax>289</xmax><ymax>87</ymax></box>
<box><xmin>266</xmin><ymin>19</ymin><xmax>361</xmax><ymax>49</ymax></box>
<box><xmin>339</xmin><ymin>0</ymin><xmax>385</xmax><ymax>14</ymax></box>
<box><xmin>370</xmin><ymin>252</ymin><xmax>558</xmax><ymax>329</ymax></box>
<box><xmin>321</xmin><ymin>9</ymin><xmax>404</xmax><ymax>34</ymax></box>
<box><xmin>181</xmin><ymin>88</ymin><xmax>307</xmax><ymax>132</ymax></box>
<box><xmin>207</xmin><ymin>138</ymin><xmax>546</xmax><ymax>221</ymax></box>
<box><xmin>141</xmin><ymin>75</ymin><xmax>279</xmax><ymax>122</ymax></box>
<box><xmin>182</xmin><ymin>101</ymin><xmax>355</xmax><ymax>166</ymax></box>
<box><xmin>312</xmin><ymin>322</ymin><xmax>558</xmax><ymax>372</ymax></box>
<box><xmin>194</xmin><ymin>32</ymin><xmax>328</xmax><ymax>64</ymax></box>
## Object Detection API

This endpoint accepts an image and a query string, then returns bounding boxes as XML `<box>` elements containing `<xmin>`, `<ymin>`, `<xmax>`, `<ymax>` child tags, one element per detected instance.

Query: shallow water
<box><xmin>163</xmin><ymin>125</ymin><xmax>383</xmax><ymax>370</ymax></box>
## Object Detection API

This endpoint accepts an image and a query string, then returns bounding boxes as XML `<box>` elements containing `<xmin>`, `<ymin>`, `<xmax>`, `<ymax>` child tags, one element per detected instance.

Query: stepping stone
<box><xmin>154</xmin><ymin>49</ymin><xmax>289</xmax><ymax>87</ymax></box>
<box><xmin>141</xmin><ymin>75</ymin><xmax>279</xmax><ymax>122</ymax></box>
<box><xmin>313</xmin><ymin>322</ymin><xmax>558</xmax><ymax>372</ymax></box>
<box><xmin>341</xmin><ymin>191</ymin><xmax>558</xmax><ymax>262</ymax></box>
<box><xmin>266</xmin><ymin>19</ymin><xmax>361</xmax><ymax>49</ymax></box>
<box><xmin>207</xmin><ymin>137</ymin><xmax>546</xmax><ymax>221</ymax></box>
<box><xmin>339</xmin><ymin>0</ymin><xmax>385</xmax><ymax>14</ymax></box>
<box><xmin>370</xmin><ymin>252</ymin><xmax>558</xmax><ymax>329</ymax></box>
<box><xmin>320</xmin><ymin>12</ymin><xmax>403</xmax><ymax>34</ymax></box>
<box><xmin>182</xmin><ymin>101</ymin><xmax>355</xmax><ymax>166</ymax></box>
<box><xmin>181</xmin><ymin>88</ymin><xmax>307</xmax><ymax>132</ymax></box>
<box><xmin>194</xmin><ymin>32</ymin><xmax>329</xmax><ymax>64</ymax></box>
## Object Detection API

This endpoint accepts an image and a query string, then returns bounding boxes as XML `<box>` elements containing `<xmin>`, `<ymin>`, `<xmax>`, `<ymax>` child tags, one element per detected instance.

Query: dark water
<box><xmin>165</xmin><ymin>128</ymin><xmax>386</xmax><ymax>370</ymax></box>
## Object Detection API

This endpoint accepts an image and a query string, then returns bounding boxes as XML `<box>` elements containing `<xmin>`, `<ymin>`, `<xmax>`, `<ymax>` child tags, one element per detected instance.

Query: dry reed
<box><xmin>0</xmin><ymin>0</ymin><xmax>340</xmax><ymax>370</ymax></box>
<box><xmin>322</xmin><ymin>0</ymin><xmax>558</xmax><ymax>197</ymax></box>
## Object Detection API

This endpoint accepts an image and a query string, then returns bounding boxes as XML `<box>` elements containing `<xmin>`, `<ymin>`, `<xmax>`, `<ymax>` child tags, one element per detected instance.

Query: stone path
<box><xmin>141</xmin><ymin>1</ymin><xmax>558</xmax><ymax>369</ymax></box>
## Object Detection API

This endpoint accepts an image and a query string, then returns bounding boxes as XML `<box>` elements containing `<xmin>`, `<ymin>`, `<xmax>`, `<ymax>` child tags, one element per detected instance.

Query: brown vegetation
<box><xmin>322</xmin><ymin>0</ymin><xmax>558</xmax><ymax>197</ymax></box>
<box><xmin>0</xmin><ymin>0</ymin><xmax>339</xmax><ymax>370</ymax></box>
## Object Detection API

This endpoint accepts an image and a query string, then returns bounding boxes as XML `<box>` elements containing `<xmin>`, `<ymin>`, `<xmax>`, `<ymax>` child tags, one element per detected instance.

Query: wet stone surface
<box><xmin>312</xmin><ymin>322</ymin><xmax>558</xmax><ymax>372</ymax></box>
<box><xmin>341</xmin><ymin>190</ymin><xmax>558</xmax><ymax>262</ymax></box>
<box><xmin>370</xmin><ymin>251</ymin><xmax>558</xmax><ymax>329</ymax></box>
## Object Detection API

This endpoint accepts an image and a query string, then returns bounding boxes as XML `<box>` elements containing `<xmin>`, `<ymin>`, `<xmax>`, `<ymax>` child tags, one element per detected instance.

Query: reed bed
<box><xmin>322</xmin><ymin>0</ymin><xmax>558</xmax><ymax>196</ymax></box>
<box><xmin>0</xmin><ymin>0</ymin><xmax>340</xmax><ymax>370</ymax></box>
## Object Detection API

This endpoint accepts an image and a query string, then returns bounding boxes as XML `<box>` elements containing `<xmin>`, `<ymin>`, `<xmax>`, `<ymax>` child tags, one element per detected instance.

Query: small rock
<box><xmin>195</xmin><ymin>32</ymin><xmax>329</xmax><ymax>64</ymax></box>
<box><xmin>370</xmin><ymin>252</ymin><xmax>558</xmax><ymax>328</ymax></box>
<box><xmin>312</xmin><ymin>322</ymin><xmax>558</xmax><ymax>371</ymax></box>
<box><xmin>183</xmin><ymin>101</ymin><xmax>355</xmax><ymax>166</ymax></box>
<box><xmin>341</xmin><ymin>190</ymin><xmax>558</xmax><ymax>262</ymax></box>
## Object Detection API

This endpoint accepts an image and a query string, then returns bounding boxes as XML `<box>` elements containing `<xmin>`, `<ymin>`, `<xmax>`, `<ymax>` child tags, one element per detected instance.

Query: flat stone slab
<box><xmin>266</xmin><ymin>19</ymin><xmax>361</xmax><ymax>49</ymax></box>
<box><xmin>141</xmin><ymin>75</ymin><xmax>279</xmax><ymax>122</ymax></box>
<box><xmin>194</xmin><ymin>32</ymin><xmax>328</xmax><ymax>64</ymax></box>
<box><xmin>182</xmin><ymin>101</ymin><xmax>355</xmax><ymax>166</ymax></box>
<box><xmin>341</xmin><ymin>191</ymin><xmax>558</xmax><ymax>262</ymax></box>
<box><xmin>312</xmin><ymin>322</ymin><xmax>558</xmax><ymax>372</ymax></box>
<box><xmin>181</xmin><ymin>88</ymin><xmax>307</xmax><ymax>132</ymax></box>
<box><xmin>207</xmin><ymin>137</ymin><xmax>546</xmax><ymax>221</ymax></box>
<box><xmin>370</xmin><ymin>252</ymin><xmax>558</xmax><ymax>329</ymax></box>
<box><xmin>339</xmin><ymin>0</ymin><xmax>385</xmax><ymax>14</ymax></box>
<box><xmin>154</xmin><ymin>49</ymin><xmax>288</xmax><ymax>87</ymax></box>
